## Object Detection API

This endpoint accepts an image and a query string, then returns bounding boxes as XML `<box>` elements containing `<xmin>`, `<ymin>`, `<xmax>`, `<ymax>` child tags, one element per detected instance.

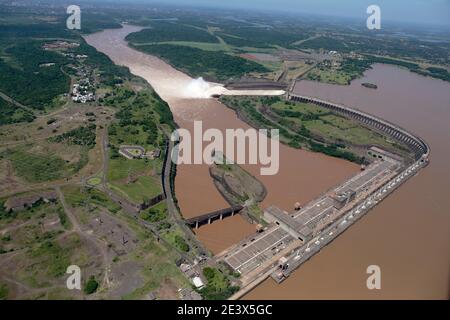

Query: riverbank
<box><xmin>85</xmin><ymin>24</ymin><xmax>358</xmax><ymax>255</ymax></box>
<box><xmin>245</xmin><ymin>64</ymin><xmax>450</xmax><ymax>299</ymax></box>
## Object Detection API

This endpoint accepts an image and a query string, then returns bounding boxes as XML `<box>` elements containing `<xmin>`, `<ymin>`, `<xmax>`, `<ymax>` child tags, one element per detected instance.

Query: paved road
<box><xmin>93</xmin><ymin>125</ymin><xmax>201</xmax><ymax>263</ymax></box>
<box><xmin>161</xmin><ymin>128</ymin><xmax>212</xmax><ymax>257</ymax></box>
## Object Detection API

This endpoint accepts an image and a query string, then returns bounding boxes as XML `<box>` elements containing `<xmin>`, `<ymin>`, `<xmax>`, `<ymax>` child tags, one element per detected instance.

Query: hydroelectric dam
<box><xmin>212</xmin><ymin>92</ymin><xmax>429</xmax><ymax>300</ymax></box>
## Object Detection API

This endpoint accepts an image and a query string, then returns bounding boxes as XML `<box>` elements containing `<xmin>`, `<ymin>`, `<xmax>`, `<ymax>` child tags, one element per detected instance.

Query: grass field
<box><xmin>5</xmin><ymin>149</ymin><xmax>68</xmax><ymax>182</ymax></box>
<box><xmin>107</xmin><ymin>158</ymin><xmax>162</xmax><ymax>204</ymax></box>
<box><xmin>107</xmin><ymin>158</ymin><xmax>151</xmax><ymax>181</ymax></box>
<box><xmin>62</xmin><ymin>185</ymin><xmax>121</xmax><ymax>214</ymax></box>
<box><xmin>87</xmin><ymin>177</ymin><xmax>102</xmax><ymax>186</ymax></box>
<box><xmin>110</xmin><ymin>175</ymin><xmax>161</xmax><ymax>204</ymax></box>
<box><xmin>3</xmin><ymin>141</ymin><xmax>91</xmax><ymax>183</ymax></box>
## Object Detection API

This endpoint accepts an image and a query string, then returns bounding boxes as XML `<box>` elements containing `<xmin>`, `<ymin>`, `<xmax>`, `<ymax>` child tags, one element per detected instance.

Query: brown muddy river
<box><xmin>245</xmin><ymin>64</ymin><xmax>450</xmax><ymax>299</ymax></box>
<box><xmin>85</xmin><ymin>25</ymin><xmax>356</xmax><ymax>253</ymax></box>
<box><xmin>86</xmin><ymin>26</ymin><xmax>450</xmax><ymax>299</ymax></box>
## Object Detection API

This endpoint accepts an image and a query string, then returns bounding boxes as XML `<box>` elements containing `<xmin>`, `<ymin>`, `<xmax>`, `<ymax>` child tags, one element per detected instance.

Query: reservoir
<box><xmin>245</xmin><ymin>64</ymin><xmax>450</xmax><ymax>299</ymax></box>
<box><xmin>86</xmin><ymin>26</ymin><xmax>449</xmax><ymax>298</ymax></box>
<box><xmin>85</xmin><ymin>25</ymin><xmax>356</xmax><ymax>254</ymax></box>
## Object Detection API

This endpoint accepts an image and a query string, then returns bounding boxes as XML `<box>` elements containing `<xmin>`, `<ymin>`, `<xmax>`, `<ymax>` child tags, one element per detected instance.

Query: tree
<box><xmin>84</xmin><ymin>276</ymin><xmax>99</xmax><ymax>295</ymax></box>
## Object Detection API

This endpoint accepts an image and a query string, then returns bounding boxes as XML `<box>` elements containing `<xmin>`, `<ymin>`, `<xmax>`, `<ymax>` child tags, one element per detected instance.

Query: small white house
<box><xmin>192</xmin><ymin>276</ymin><xmax>204</xmax><ymax>289</ymax></box>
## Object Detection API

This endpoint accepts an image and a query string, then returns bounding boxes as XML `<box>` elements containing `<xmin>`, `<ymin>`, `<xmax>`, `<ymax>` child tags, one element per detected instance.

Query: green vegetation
<box><xmin>0</xmin><ymin>96</ymin><xmax>35</xmax><ymax>125</ymax></box>
<box><xmin>48</xmin><ymin>124</ymin><xmax>97</xmax><ymax>147</ymax></box>
<box><xmin>156</xmin><ymin>221</ymin><xmax>171</xmax><ymax>231</ymax></box>
<box><xmin>131</xmin><ymin>44</ymin><xmax>269</xmax><ymax>81</ymax></box>
<box><xmin>107</xmin><ymin>158</ymin><xmax>162</xmax><ymax>204</ymax></box>
<box><xmin>84</xmin><ymin>276</ymin><xmax>99</xmax><ymax>295</ymax></box>
<box><xmin>210</xmin><ymin>163</ymin><xmax>266</xmax><ymax>206</ymax></box>
<box><xmin>0</xmin><ymin>283</ymin><xmax>9</xmax><ymax>300</ymax></box>
<box><xmin>306</xmin><ymin>57</ymin><xmax>414</xmax><ymax>85</ymax></box>
<box><xmin>126</xmin><ymin>22</ymin><xmax>219</xmax><ymax>44</ymax></box>
<box><xmin>156</xmin><ymin>41</ymin><xmax>229</xmax><ymax>52</ymax></box>
<box><xmin>425</xmin><ymin>66</ymin><xmax>450</xmax><ymax>82</ymax></box>
<box><xmin>87</xmin><ymin>177</ymin><xmax>102</xmax><ymax>186</ymax></box>
<box><xmin>122</xmin><ymin>233</ymin><xmax>189</xmax><ymax>300</ymax></box>
<box><xmin>105</xmin><ymin>88</ymin><xmax>172</xmax><ymax>148</ymax></box>
<box><xmin>110</xmin><ymin>174</ymin><xmax>162</xmax><ymax>204</ymax></box>
<box><xmin>0</xmin><ymin>40</ymin><xmax>70</xmax><ymax>110</ymax></box>
<box><xmin>10</xmin><ymin>231</ymin><xmax>92</xmax><ymax>290</ymax></box>
<box><xmin>63</xmin><ymin>186</ymin><xmax>121</xmax><ymax>214</ymax></box>
<box><xmin>306</xmin><ymin>54</ymin><xmax>450</xmax><ymax>85</ymax></box>
<box><xmin>114</xmin><ymin>208</ymin><xmax>189</xmax><ymax>300</ymax></box>
<box><xmin>362</xmin><ymin>56</ymin><xmax>450</xmax><ymax>82</ymax></box>
<box><xmin>0</xmin><ymin>196</ymin><xmax>61</xmax><ymax>223</ymax></box>
<box><xmin>162</xmin><ymin>229</ymin><xmax>190</xmax><ymax>253</ymax></box>
<box><xmin>73</xmin><ymin>40</ymin><xmax>131</xmax><ymax>86</ymax></box>
<box><xmin>29</xmin><ymin>240</ymin><xmax>70</xmax><ymax>278</ymax></box>
<box><xmin>298</xmin><ymin>35</ymin><xmax>450</xmax><ymax>67</ymax></box>
<box><xmin>216</xmin><ymin>25</ymin><xmax>306</xmax><ymax>48</ymax></box>
<box><xmin>104</xmin><ymin>85</ymin><xmax>173</xmax><ymax>205</ymax></box>
<box><xmin>6</xmin><ymin>149</ymin><xmax>68</xmax><ymax>182</ymax></box>
<box><xmin>76</xmin><ymin>13</ymin><xmax>122</xmax><ymax>34</ymax></box>
<box><xmin>0</xmin><ymin>5</ymin><xmax>193</xmax><ymax>300</ymax></box>
<box><xmin>0</xmin><ymin>11</ymin><xmax>131</xmax><ymax>111</ymax></box>
<box><xmin>220</xmin><ymin>96</ymin><xmax>406</xmax><ymax>163</ymax></box>
<box><xmin>107</xmin><ymin>157</ymin><xmax>151</xmax><ymax>181</ymax></box>
<box><xmin>199</xmin><ymin>267</ymin><xmax>239</xmax><ymax>300</ymax></box>
<box><xmin>151</xmin><ymin>91</ymin><xmax>175</xmax><ymax>130</ymax></box>
<box><xmin>140</xmin><ymin>202</ymin><xmax>167</xmax><ymax>223</ymax></box>
<box><xmin>174</xmin><ymin>235</ymin><xmax>189</xmax><ymax>252</ymax></box>
<box><xmin>57</xmin><ymin>206</ymin><xmax>71</xmax><ymax>230</ymax></box>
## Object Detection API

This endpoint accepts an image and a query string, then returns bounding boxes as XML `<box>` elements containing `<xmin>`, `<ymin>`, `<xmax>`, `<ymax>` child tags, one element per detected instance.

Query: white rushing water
<box><xmin>84</xmin><ymin>25</ymin><xmax>284</xmax><ymax>101</ymax></box>
<box><xmin>182</xmin><ymin>77</ymin><xmax>285</xmax><ymax>99</ymax></box>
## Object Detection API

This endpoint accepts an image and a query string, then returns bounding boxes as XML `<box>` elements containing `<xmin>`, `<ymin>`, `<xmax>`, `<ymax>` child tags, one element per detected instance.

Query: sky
<box><xmin>142</xmin><ymin>0</ymin><xmax>450</xmax><ymax>27</ymax></box>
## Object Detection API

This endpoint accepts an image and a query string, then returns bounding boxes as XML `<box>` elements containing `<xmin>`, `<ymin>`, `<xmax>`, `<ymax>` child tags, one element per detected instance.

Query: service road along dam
<box><xmin>215</xmin><ymin>94</ymin><xmax>429</xmax><ymax>299</ymax></box>
<box><xmin>85</xmin><ymin>25</ymin><xmax>431</xmax><ymax>299</ymax></box>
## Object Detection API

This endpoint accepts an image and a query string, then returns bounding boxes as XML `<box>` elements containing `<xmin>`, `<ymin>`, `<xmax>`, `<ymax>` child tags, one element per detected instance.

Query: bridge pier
<box><xmin>185</xmin><ymin>205</ymin><xmax>244</xmax><ymax>229</ymax></box>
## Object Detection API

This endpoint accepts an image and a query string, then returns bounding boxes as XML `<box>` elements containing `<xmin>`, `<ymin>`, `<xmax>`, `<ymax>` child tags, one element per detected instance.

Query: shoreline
<box><xmin>228</xmin><ymin>94</ymin><xmax>429</xmax><ymax>299</ymax></box>
<box><xmin>83</xmin><ymin>26</ymin><xmax>436</xmax><ymax>298</ymax></box>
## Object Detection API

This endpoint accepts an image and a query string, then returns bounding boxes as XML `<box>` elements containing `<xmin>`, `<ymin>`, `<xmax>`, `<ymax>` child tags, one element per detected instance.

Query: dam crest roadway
<box><xmin>210</xmin><ymin>93</ymin><xmax>429</xmax><ymax>300</ymax></box>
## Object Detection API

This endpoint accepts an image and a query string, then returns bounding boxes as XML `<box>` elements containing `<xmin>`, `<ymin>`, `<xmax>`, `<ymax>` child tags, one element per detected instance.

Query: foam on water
<box><xmin>182</xmin><ymin>77</ymin><xmax>285</xmax><ymax>99</ymax></box>
<box><xmin>182</xmin><ymin>77</ymin><xmax>225</xmax><ymax>99</ymax></box>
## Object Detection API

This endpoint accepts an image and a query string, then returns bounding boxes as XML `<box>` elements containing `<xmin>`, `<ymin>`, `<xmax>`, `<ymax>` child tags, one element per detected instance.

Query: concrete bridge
<box><xmin>186</xmin><ymin>205</ymin><xmax>244</xmax><ymax>229</ymax></box>
<box><xmin>288</xmin><ymin>93</ymin><xmax>430</xmax><ymax>160</ymax></box>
